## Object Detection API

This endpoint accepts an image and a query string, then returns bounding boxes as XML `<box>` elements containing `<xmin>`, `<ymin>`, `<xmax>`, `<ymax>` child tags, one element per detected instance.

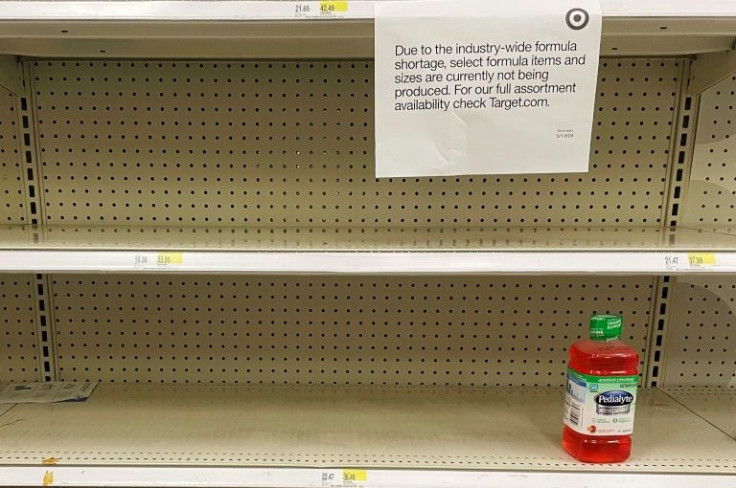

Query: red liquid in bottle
<box><xmin>562</xmin><ymin>316</ymin><xmax>639</xmax><ymax>463</ymax></box>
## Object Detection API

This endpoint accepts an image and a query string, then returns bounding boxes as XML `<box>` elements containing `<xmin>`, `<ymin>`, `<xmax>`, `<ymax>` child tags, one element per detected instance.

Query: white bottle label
<box><xmin>563</xmin><ymin>368</ymin><xmax>638</xmax><ymax>436</ymax></box>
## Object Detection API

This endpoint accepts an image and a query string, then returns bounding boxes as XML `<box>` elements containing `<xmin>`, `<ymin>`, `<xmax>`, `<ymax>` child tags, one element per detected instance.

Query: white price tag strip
<box><xmin>321</xmin><ymin>469</ymin><xmax>367</xmax><ymax>488</ymax></box>
<box><xmin>0</xmin><ymin>1</ymin><xmax>365</xmax><ymax>21</ymax></box>
<box><xmin>2</xmin><ymin>250</ymin><xmax>736</xmax><ymax>274</ymax></box>
<box><xmin>133</xmin><ymin>252</ymin><xmax>184</xmax><ymax>269</ymax></box>
<box><xmin>3</xmin><ymin>466</ymin><xmax>736</xmax><ymax>488</ymax></box>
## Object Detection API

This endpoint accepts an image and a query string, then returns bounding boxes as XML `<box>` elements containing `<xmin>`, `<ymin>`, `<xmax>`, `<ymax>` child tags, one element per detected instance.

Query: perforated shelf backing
<box><xmin>0</xmin><ymin>91</ymin><xmax>25</xmax><ymax>224</ymax></box>
<box><xmin>683</xmin><ymin>73</ymin><xmax>736</xmax><ymax>226</ymax></box>
<box><xmin>32</xmin><ymin>59</ymin><xmax>681</xmax><ymax>227</ymax></box>
<box><xmin>663</xmin><ymin>276</ymin><xmax>735</xmax><ymax>387</ymax></box>
<box><xmin>52</xmin><ymin>275</ymin><xmax>652</xmax><ymax>385</ymax></box>
<box><xmin>0</xmin><ymin>274</ymin><xmax>40</xmax><ymax>383</ymax></box>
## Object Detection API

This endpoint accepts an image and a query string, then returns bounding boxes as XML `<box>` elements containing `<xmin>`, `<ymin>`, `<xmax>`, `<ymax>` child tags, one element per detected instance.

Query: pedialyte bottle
<box><xmin>562</xmin><ymin>314</ymin><xmax>639</xmax><ymax>463</ymax></box>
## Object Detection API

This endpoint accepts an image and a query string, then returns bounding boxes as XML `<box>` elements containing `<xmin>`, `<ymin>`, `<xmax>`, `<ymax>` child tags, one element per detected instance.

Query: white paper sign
<box><xmin>375</xmin><ymin>0</ymin><xmax>602</xmax><ymax>177</ymax></box>
<box><xmin>0</xmin><ymin>382</ymin><xmax>97</xmax><ymax>404</ymax></box>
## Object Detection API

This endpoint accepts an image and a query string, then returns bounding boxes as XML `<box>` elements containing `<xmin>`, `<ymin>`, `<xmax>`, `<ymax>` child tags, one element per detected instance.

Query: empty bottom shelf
<box><xmin>663</xmin><ymin>386</ymin><xmax>736</xmax><ymax>439</ymax></box>
<box><xmin>0</xmin><ymin>384</ymin><xmax>734</xmax><ymax>487</ymax></box>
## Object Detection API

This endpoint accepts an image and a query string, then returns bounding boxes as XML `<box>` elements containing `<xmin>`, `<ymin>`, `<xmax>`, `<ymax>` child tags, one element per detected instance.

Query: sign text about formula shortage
<box><xmin>375</xmin><ymin>0</ymin><xmax>602</xmax><ymax>177</ymax></box>
<box><xmin>394</xmin><ymin>40</ymin><xmax>585</xmax><ymax>112</ymax></box>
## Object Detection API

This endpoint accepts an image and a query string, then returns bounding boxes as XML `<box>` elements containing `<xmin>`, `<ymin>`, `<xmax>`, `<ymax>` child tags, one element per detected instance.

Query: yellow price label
<box><xmin>687</xmin><ymin>252</ymin><xmax>716</xmax><ymax>267</ymax></box>
<box><xmin>157</xmin><ymin>252</ymin><xmax>183</xmax><ymax>266</ymax></box>
<box><xmin>42</xmin><ymin>471</ymin><xmax>54</xmax><ymax>487</ymax></box>
<box><xmin>343</xmin><ymin>469</ymin><xmax>367</xmax><ymax>482</ymax></box>
<box><xmin>320</xmin><ymin>1</ymin><xmax>348</xmax><ymax>12</ymax></box>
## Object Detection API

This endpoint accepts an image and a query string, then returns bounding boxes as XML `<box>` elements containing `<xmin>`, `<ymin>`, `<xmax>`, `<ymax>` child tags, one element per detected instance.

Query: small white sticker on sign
<box><xmin>374</xmin><ymin>0</ymin><xmax>602</xmax><ymax>177</ymax></box>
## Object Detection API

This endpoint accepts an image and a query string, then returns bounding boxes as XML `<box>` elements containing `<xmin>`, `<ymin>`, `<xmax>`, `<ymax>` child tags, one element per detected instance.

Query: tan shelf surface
<box><xmin>0</xmin><ymin>384</ymin><xmax>734</xmax><ymax>473</ymax></box>
<box><xmin>664</xmin><ymin>386</ymin><xmax>736</xmax><ymax>440</ymax></box>
<box><xmin>2</xmin><ymin>225</ymin><xmax>736</xmax><ymax>252</ymax></box>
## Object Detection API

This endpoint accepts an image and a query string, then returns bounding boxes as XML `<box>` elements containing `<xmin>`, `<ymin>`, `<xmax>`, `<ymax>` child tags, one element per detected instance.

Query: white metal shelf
<box><xmin>0</xmin><ymin>1</ymin><xmax>734</xmax><ymax>58</ymax></box>
<box><xmin>3</xmin><ymin>467</ymin><xmax>736</xmax><ymax>488</ymax></box>
<box><xmin>1</xmin><ymin>0</ymin><xmax>735</xmax><ymax>21</ymax></box>
<box><xmin>0</xmin><ymin>384</ymin><xmax>733</xmax><ymax>487</ymax></box>
<box><xmin>2</xmin><ymin>467</ymin><xmax>735</xmax><ymax>488</ymax></box>
<box><xmin>1</xmin><ymin>226</ymin><xmax>736</xmax><ymax>274</ymax></box>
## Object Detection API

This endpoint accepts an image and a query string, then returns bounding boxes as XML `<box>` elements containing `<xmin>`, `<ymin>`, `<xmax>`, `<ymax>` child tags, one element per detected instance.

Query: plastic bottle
<box><xmin>562</xmin><ymin>314</ymin><xmax>639</xmax><ymax>463</ymax></box>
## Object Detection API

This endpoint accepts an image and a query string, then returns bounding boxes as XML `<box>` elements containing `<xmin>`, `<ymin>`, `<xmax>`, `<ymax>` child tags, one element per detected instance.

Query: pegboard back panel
<box><xmin>52</xmin><ymin>275</ymin><xmax>652</xmax><ymax>386</ymax></box>
<box><xmin>0</xmin><ymin>91</ymin><xmax>25</xmax><ymax>224</ymax></box>
<box><xmin>31</xmin><ymin>59</ymin><xmax>680</xmax><ymax>227</ymax></box>
<box><xmin>663</xmin><ymin>276</ymin><xmax>735</xmax><ymax>387</ymax></box>
<box><xmin>0</xmin><ymin>274</ymin><xmax>40</xmax><ymax>383</ymax></box>
<box><xmin>682</xmin><ymin>74</ymin><xmax>736</xmax><ymax>225</ymax></box>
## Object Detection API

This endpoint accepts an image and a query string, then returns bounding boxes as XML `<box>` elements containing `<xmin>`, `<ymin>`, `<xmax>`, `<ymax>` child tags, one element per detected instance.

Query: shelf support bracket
<box><xmin>0</xmin><ymin>55</ymin><xmax>25</xmax><ymax>97</ymax></box>
<box><xmin>687</xmin><ymin>48</ymin><xmax>736</xmax><ymax>96</ymax></box>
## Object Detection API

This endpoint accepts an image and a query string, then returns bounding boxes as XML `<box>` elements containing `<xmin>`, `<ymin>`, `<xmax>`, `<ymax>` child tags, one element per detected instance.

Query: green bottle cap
<box><xmin>589</xmin><ymin>314</ymin><xmax>623</xmax><ymax>341</ymax></box>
